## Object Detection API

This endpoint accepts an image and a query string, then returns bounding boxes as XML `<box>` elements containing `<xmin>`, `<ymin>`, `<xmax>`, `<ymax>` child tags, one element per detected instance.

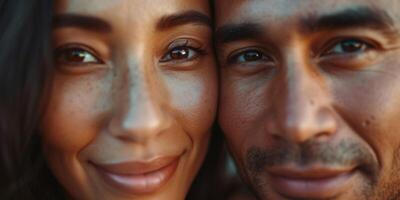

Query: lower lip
<box><xmin>269</xmin><ymin>171</ymin><xmax>356</xmax><ymax>199</ymax></box>
<box><xmin>94</xmin><ymin>158</ymin><xmax>179</xmax><ymax>195</ymax></box>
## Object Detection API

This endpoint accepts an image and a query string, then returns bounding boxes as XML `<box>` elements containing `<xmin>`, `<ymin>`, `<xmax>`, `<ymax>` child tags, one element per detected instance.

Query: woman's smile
<box><xmin>92</xmin><ymin>154</ymin><xmax>182</xmax><ymax>194</ymax></box>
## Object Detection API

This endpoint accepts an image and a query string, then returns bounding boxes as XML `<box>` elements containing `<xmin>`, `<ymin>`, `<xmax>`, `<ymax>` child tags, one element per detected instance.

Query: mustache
<box><xmin>246</xmin><ymin>139</ymin><xmax>378</xmax><ymax>175</ymax></box>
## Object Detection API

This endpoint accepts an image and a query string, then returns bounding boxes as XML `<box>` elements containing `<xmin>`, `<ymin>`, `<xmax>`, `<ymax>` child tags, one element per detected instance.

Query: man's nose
<box><xmin>108</xmin><ymin>61</ymin><xmax>171</xmax><ymax>143</ymax></box>
<box><xmin>272</xmin><ymin>49</ymin><xmax>337</xmax><ymax>144</ymax></box>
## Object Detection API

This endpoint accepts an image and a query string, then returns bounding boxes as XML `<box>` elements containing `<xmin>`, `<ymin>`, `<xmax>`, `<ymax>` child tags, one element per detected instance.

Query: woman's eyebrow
<box><xmin>156</xmin><ymin>10</ymin><xmax>212</xmax><ymax>31</ymax></box>
<box><xmin>53</xmin><ymin>14</ymin><xmax>112</xmax><ymax>33</ymax></box>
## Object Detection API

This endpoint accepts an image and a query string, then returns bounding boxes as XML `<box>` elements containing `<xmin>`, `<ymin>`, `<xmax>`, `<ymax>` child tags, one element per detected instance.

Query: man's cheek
<box><xmin>219</xmin><ymin>97</ymin><xmax>251</xmax><ymax>155</ymax></box>
<box><xmin>219</xmin><ymin>94</ymin><xmax>245</xmax><ymax>131</ymax></box>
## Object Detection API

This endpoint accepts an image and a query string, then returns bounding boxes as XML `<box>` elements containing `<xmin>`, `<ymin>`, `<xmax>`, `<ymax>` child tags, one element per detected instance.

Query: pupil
<box><xmin>171</xmin><ymin>47</ymin><xmax>188</xmax><ymax>59</ymax></box>
<box><xmin>244</xmin><ymin>51</ymin><xmax>261</xmax><ymax>61</ymax></box>
<box><xmin>342</xmin><ymin>40</ymin><xmax>362</xmax><ymax>52</ymax></box>
<box><xmin>66</xmin><ymin>50</ymin><xmax>86</xmax><ymax>62</ymax></box>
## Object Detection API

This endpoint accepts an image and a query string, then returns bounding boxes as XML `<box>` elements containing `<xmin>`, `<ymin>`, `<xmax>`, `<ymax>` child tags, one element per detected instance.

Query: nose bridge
<box><xmin>110</xmin><ymin>53</ymin><xmax>170</xmax><ymax>142</ymax></box>
<box><xmin>274</xmin><ymin>45</ymin><xmax>336</xmax><ymax>143</ymax></box>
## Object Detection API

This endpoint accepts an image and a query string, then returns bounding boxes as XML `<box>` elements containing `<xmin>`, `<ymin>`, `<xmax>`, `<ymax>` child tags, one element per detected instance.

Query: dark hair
<box><xmin>0</xmin><ymin>0</ymin><xmax>63</xmax><ymax>199</ymax></box>
<box><xmin>186</xmin><ymin>128</ymin><xmax>251</xmax><ymax>200</ymax></box>
<box><xmin>186</xmin><ymin>125</ymin><xmax>229</xmax><ymax>200</ymax></box>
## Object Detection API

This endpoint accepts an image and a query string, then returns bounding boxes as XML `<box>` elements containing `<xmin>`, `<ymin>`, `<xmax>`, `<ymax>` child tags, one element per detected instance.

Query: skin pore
<box><xmin>215</xmin><ymin>0</ymin><xmax>400</xmax><ymax>200</ymax></box>
<box><xmin>40</xmin><ymin>0</ymin><xmax>217</xmax><ymax>199</ymax></box>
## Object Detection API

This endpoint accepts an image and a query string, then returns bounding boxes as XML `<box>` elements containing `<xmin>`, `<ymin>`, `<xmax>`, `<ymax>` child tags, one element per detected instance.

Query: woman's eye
<box><xmin>55</xmin><ymin>48</ymin><xmax>100</xmax><ymax>65</ymax></box>
<box><xmin>160</xmin><ymin>46</ymin><xmax>200</xmax><ymax>62</ymax></box>
<box><xmin>229</xmin><ymin>49</ymin><xmax>271</xmax><ymax>64</ymax></box>
<box><xmin>324</xmin><ymin>39</ymin><xmax>371</xmax><ymax>56</ymax></box>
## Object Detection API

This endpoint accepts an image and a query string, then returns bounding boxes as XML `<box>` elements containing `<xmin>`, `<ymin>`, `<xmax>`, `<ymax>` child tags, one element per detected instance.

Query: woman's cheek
<box><xmin>41</xmin><ymin>74</ymin><xmax>112</xmax><ymax>152</ymax></box>
<box><xmin>169</xmin><ymin>72</ymin><xmax>217</xmax><ymax>137</ymax></box>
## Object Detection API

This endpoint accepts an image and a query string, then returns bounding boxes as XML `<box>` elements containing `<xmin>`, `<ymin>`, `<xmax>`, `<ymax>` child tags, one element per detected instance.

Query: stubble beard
<box><xmin>242</xmin><ymin>140</ymin><xmax>400</xmax><ymax>200</ymax></box>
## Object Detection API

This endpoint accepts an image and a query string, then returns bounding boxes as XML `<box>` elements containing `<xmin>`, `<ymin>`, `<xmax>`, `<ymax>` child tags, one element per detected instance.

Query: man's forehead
<box><xmin>215</xmin><ymin>0</ymin><xmax>400</xmax><ymax>26</ymax></box>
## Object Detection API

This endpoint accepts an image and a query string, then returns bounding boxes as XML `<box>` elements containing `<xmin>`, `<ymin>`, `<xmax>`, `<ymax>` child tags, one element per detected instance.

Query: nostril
<box><xmin>271</xmin><ymin>133</ymin><xmax>283</xmax><ymax>142</ymax></box>
<box><xmin>313</xmin><ymin>131</ymin><xmax>332</xmax><ymax>141</ymax></box>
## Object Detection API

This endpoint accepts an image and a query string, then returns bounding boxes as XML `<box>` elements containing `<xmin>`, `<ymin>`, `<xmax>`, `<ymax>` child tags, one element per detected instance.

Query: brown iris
<box><xmin>170</xmin><ymin>47</ymin><xmax>190</xmax><ymax>60</ymax></box>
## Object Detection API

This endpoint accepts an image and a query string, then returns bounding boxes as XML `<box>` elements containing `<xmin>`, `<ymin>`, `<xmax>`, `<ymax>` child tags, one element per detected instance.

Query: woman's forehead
<box><xmin>55</xmin><ymin>0</ymin><xmax>210</xmax><ymax>15</ymax></box>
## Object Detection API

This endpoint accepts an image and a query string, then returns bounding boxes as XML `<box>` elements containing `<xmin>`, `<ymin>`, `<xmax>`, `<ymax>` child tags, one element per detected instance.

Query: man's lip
<box><xmin>93</xmin><ymin>156</ymin><xmax>180</xmax><ymax>175</ymax></box>
<box><xmin>267</xmin><ymin>165</ymin><xmax>357</xmax><ymax>199</ymax></box>
<box><xmin>267</xmin><ymin>165</ymin><xmax>357</xmax><ymax>179</ymax></box>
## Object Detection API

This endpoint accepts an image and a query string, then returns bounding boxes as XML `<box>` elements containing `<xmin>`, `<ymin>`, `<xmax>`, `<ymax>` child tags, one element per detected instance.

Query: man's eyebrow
<box><xmin>303</xmin><ymin>6</ymin><xmax>396</xmax><ymax>33</ymax></box>
<box><xmin>156</xmin><ymin>10</ymin><xmax>211</xmax><ymax>30</ymax></box>
<box><xmin>53</xmin><ymin>14</ymin><xmax>112</xmax><ymax>33</ymax></box>
<box><xmin>215</xmin><ymin>22</ymin><xmax>264</xmax><ymax>44</ymax></box>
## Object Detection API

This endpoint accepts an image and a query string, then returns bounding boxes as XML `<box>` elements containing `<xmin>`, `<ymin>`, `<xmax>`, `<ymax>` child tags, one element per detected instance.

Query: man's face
<box><xmin>215</xmin><ymin>0</ymin><xmax>400</xmax><ymax>199</ymax></box>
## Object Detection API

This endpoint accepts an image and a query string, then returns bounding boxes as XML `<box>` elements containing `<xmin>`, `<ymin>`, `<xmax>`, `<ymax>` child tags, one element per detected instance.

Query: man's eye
<box><xmin>229</xmin><ymin>49</ymin><xmax>271</xmax><ymax>64</ymax></box>
<box><xmin>324</xmin><ymin>39</ymin><xmax>371</xmax><ymax>56</ymax></box>
<box><xmin>55</xmin><ymin>47</ymin><xmax>101</xmax><ymax>65</ymax></box>
<box><xmin>160</xmin><ymin>46</ymin><xmax>201</xmax><ymax>62</ymax></box>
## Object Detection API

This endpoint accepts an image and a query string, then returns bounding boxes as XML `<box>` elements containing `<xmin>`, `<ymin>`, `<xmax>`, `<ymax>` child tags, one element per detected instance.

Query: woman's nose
<box><xmin>108</xmin><ymin>60</ymin><xmax>171</xmax><ymax>143</ymax></box>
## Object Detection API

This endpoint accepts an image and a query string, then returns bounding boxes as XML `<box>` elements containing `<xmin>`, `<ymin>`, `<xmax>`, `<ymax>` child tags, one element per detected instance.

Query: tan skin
<box><xmin>215</xmin><ymin>0</ymin><xmax>400</xmax><ymax>199</ymax></box>
<box><xmin>40</xmin><ymin>0</ymin><xmax>217</xmax><ymax>199</ymax></box>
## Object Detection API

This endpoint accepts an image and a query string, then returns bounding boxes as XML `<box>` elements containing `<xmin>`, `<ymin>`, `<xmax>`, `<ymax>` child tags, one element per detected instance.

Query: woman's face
<box><xmin>41</xmin><ymin>0</ymin><xmax>217</xmax><ymax>199</ymax></box>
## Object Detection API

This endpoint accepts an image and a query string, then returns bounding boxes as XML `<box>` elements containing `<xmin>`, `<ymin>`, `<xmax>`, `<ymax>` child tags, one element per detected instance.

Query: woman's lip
<box><xmin>92</xmin><ymin>156</ymin><xmax>180</xmax><ymax>194</ymax></box>
<box><xmin>267</xmin><ymin>166</ymin><xmax>357</xmax><ymax>199</ymax></box>
<box><xmin>94</xmin><ymin>156</ymin><xmax>179</xmax><ymax>175</ymax></box>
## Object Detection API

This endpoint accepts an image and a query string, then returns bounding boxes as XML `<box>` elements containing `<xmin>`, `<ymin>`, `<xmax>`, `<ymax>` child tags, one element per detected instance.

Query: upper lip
<box><xmin>267</xmin><ymin>165</ymin><xmax>357</xmax><ymax>180</ymax></box>
<box><xmin>93</xmin><ymin>156</ymin><xmax>179</xmax><ymax>175</ymax></box>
